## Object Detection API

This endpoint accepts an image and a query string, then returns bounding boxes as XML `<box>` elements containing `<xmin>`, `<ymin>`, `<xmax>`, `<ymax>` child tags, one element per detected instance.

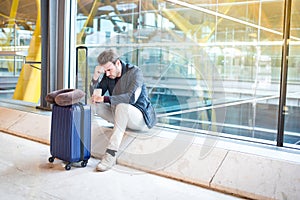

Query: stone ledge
<box><xmin>117</xmin><ymin>131</ymin><xmax>300</xmax><ymax>200</ymax></box>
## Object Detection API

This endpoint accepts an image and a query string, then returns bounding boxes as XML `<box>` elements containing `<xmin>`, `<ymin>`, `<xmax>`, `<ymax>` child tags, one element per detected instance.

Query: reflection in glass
<box><xmin>76</xmin><ymin>0</ymin><xmax>300</xmax><ymax>148</ymax></box>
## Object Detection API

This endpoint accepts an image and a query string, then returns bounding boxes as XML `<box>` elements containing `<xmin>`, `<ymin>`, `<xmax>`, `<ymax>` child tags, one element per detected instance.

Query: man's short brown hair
<box><xmin>97</xmin><ymin>49</ymin><xmax>119</xmax><ymax>65</ymax></box>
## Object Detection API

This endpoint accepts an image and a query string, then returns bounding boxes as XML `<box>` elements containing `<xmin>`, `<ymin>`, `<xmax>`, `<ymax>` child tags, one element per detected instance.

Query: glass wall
<box><xmin>0</xmin><ymin>0</ymin><xmax>41</xmax><ymax>103</ymax></box>
<box><xmin>76</xmin><ymin>0</ymin><xmax>300</xmax><ymax>148</ymax></box>
<box><xmin>0</xmin><ymin>0</ymin><xmax>299</xmax><ymax>148</ymax></box>
<box><xmin>285</xmin><ymin>0</ymin><xmax>300</xmax><ymax>147</ymax></box>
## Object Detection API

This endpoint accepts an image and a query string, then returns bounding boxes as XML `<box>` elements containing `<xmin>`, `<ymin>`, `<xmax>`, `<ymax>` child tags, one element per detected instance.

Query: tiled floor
<box><xmin>0</xmin><ymin>132</ymin><xmax>245</xmax><ymax>200</ymax></box>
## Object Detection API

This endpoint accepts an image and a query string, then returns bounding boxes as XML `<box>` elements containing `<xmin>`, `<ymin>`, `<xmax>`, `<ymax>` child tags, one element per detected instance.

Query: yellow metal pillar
<box><xmin>76</xmin><ymin>0</ymin><xmax>100</xmax><ymax>93</ymax></box>
<box><xmin>77</xmin><ymin>0</ymin><xmax>99</xmax><ymax>44</ymax></box>
<box><xmin>13</xmin><ymin>0</ymin><xmax>41</xmax><ymax>103</ymax></box>
<box><xmin>6</xmin><ymin>0</ymin><xmax>19</xmax><ymax>46</ymax></box>
<box><xmin>6</xmin><ymin>0</ymin><xmax>19</xmax><ymax>72</ymax></box>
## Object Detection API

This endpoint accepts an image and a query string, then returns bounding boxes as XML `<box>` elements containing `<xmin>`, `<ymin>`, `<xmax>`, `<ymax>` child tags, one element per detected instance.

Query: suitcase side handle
<box><xmin>78</xmin><ymin>102</ymin><xmax>85</xmax><ymax>161</ymax></box>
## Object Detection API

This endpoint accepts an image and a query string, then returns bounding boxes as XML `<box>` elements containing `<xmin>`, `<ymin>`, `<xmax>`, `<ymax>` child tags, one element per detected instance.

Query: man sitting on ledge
<box><xmin>90</xmin><ymin>48</ymin><xmax>157</xmax><ymax>172</ymax></box>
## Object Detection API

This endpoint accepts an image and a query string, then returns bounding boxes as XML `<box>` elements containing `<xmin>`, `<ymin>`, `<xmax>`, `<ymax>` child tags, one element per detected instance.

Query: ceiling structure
<box><xmin>0</xmin><ymin>0</ymin><xmax>37</xmax><ymax>23</ymax></box>
<box><xmin>0</xmin><ymin>0</ymin><xmax>299</xmax><ymax>39</ymax></box>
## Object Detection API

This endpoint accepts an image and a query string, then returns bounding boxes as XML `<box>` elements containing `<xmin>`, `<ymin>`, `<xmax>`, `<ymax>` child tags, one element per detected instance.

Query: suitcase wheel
<box><xmin>48</xmin><ymin>156</ymin><xmax>55</xmax><ymax>163</ymax></box>
<box><xmin>81</xmin><ymin>160</ymin><xmax>88</xmax><ymax>167</ymax></box>
<box><xmin>65</xmin><ymin>163</ymin><xmax>71</xmax><ymax>170</ymax></box>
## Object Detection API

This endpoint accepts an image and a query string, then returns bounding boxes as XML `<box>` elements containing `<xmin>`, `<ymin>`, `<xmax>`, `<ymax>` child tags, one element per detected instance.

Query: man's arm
<box><xmin>89</xmin><ymin>65</ymin><xmax>105</xmax><ymax>96</ymax></box>
<box><xmin>110</xmin><ymin>67</ymin><xmax>143</xmax><ymax>105</ymax></box>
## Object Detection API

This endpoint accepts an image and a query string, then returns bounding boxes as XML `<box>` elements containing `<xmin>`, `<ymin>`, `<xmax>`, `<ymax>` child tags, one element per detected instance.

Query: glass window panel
<box><xmin>291</xmin><ymin>0</ymin><xmax>300</xmax><ymax>38</ymax></box>
<box><xmin>0</xmin><ymin>0</ymin><xmax>40</xmax><ymax>104</ymax></box>
<box><xmin>285</xmin><ymin>0</ymin><xmax>300</xmax><ymax>147</ymax></box>
<box><xmin>260</xmin><ymin>1</ymin><xmax>284</xmax><ymax>32</ymax></box>
<box><xmin>76</xmin><ymin>0</ymin><xmax>299</xmax><ymax>148</ymax></box>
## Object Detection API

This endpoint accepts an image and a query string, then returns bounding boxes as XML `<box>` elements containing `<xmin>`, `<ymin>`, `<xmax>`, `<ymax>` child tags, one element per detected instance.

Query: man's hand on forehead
<box><xmin>93</xmin><ymin>65</ymin><xmax>105</xmax><ymax>80</ymax></box>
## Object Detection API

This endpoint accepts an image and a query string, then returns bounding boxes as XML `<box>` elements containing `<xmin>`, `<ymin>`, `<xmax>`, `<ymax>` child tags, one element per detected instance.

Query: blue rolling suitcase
<box><xmin>48</xmin><ymin>103</ymin><xmax>91</xmax><ymax>170</ymax></box>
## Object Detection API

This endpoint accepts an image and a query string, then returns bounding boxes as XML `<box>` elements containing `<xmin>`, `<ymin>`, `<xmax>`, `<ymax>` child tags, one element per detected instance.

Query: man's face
<box><xmin>101</xmin><ymin>60</ymin><xmax>121</xmax><ymax>79</ymax></box>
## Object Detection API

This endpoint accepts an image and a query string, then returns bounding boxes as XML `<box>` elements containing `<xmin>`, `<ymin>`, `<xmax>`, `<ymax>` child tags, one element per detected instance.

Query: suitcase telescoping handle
<box><xmin>76</xmin><ymin>46</ymin><xmax>88</xmax><ymax>104</ymax></box>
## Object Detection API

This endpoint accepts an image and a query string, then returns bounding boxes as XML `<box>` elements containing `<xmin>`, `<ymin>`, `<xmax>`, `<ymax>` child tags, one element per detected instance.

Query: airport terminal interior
<box><xmin>0</xmin><ymin>0</ymin><xmax>300</xmax><ymax>199</ymax></box>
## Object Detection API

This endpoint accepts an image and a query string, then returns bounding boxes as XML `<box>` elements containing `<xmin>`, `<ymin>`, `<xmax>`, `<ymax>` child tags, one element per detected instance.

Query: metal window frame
<box><xmin>277</xmin><ymin>0</ymin><xmax>293</xmax><ymax>147</ymax></box>
<box><xmin>39</xmin><ymin>0</ymin><xmax>76</xmax><ymax>109</ymax></box>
